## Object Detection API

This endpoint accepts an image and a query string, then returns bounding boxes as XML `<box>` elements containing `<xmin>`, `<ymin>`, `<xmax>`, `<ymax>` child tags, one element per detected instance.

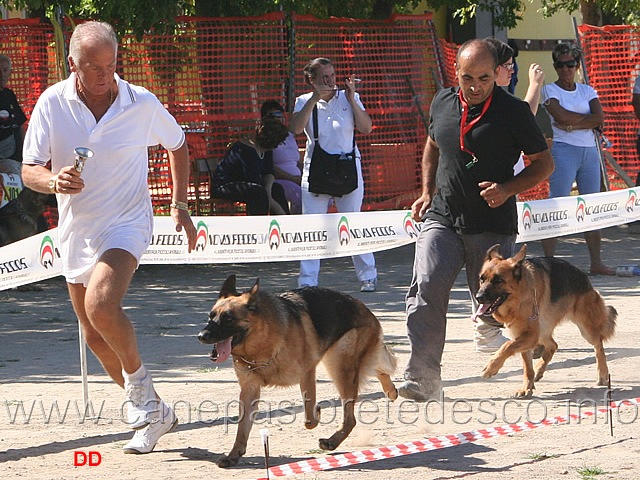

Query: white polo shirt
<box><xmin>294</xmin><ymin>90</ymin><xmax>364</xmax><ymax>158</ymax></box>
<box><xmin>23</xmin><ymin>73</ymin><xmax>185</xmax><ymax>280</ymax></box>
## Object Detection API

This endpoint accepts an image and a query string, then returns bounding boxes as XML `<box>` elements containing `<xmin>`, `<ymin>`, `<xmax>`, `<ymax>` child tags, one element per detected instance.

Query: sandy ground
<box><xmin>1</xmin><ymin>224</ymin><xmax>639</xmax><ymax>480</ymax></box>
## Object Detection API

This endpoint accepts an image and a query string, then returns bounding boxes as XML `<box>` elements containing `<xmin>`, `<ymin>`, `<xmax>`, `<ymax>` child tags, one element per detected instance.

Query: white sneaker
<box><xmin>123</xmin><ymin>402</ymin><xmax>178</xmax><ymax>454</ymax></box>
<box><xmin>360</xmin><ymin>279</ymin><xmax>377</xmax><ymax>292</ymax></box>
<box><xmin>124</xmin><ymin>371</ymin><xmax>158</xmax><ymax>430</ymax></box>
<box><xmin>474</xmin><ymin>323</ymin><xmax>509</xmax><ymax>353</ymax></box>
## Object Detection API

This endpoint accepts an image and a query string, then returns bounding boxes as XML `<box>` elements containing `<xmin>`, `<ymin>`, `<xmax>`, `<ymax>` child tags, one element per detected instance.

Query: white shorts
<box><xmin>65</xmin><ymin>223</ymin><xmax>151</xmax><ymax>286</ymax></box>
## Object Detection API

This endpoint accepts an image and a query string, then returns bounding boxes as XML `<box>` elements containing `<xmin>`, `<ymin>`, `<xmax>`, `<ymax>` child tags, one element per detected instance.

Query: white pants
<box><xmin>298</xmin><ymin>168</ymin><xmax>377</xmax><ymax>287</ymax></box>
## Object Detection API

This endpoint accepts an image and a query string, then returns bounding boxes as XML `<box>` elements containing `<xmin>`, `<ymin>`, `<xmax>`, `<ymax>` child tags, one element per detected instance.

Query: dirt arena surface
<box><xmin>1</xmin><ymin>224</ymin><xmax>639</xmax><ymax>479</ymax></box>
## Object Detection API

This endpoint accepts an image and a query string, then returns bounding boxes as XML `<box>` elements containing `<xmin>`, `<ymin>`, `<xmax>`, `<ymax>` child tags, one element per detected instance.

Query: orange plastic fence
<box><xmin>578</xmin><ymin>24</ymin><xmax>640</xmax><ymax>189</ymax></box>
<box><xmin>3</xmin><ymin>16</ymin><xmax>637</xmax><ymax>220</ymax></box>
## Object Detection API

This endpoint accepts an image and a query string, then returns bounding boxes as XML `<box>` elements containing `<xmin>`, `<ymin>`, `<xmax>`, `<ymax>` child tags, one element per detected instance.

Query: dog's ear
<box><xmin>511</xmin><ymin>245</ymin><xmax>527</xmax><ymax>281</ymax></box>
<box><xmin>486</xmin><ymin>244</ymin><xmax>503</xmax><ymax>261</ymax></box>
<box><xmin>513</xmin><ymin>244</ymin><xmax>527</xmax><ymax>263</ymax></box>
<box><xmin>250</xmin><ymin>278</ymin><xmax>260</xmax><ymax>295</ymax></box>
<box><xmin>220</xmin><ymin>275</ymin><xmax>238</xmax><ymax>298</ymax></box>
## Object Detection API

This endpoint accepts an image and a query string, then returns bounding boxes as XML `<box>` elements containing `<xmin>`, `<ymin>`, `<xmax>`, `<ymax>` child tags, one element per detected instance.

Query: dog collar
<box><xmin>234</xmin><ymin>355</ymin><xmax>273</xmax><ymax>372</ymax></box>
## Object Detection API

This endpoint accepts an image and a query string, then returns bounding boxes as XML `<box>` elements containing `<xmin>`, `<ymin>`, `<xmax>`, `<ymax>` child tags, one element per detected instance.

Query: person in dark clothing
<box><xmin>397</xmin><ymin>39</ymin><xmax>554</xmax><ymax>402</ymax></box>
<box><xmin>0</xmin><ymin>54</ymin><xmax>27</xmax><ymax>164</ymax></box>
<box><xmin>211</xmin><ymin>116</ymin><xmax>290</xmax><ymax>215</ymax></box>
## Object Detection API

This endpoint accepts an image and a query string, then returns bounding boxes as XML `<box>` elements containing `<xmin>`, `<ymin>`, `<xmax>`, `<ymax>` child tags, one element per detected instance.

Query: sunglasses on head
<box><xmin>554</xmin><ymin>60</ymin><xmax>578</xmax><ymax>69</ymax></box>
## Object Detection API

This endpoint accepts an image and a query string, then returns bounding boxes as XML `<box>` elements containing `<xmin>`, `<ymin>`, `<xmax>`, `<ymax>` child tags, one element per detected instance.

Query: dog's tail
<box><xmin>602</xmin><ymin>305</ymin><xmax>617</xmax><ymax>341</ymax></box>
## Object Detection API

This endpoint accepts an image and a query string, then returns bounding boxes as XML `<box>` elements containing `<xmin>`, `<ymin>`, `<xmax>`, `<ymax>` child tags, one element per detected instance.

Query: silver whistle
<box><xmin>74</xmin><ymin>147</ymin><xmax>94</xmax><ymax>173</ymax></box>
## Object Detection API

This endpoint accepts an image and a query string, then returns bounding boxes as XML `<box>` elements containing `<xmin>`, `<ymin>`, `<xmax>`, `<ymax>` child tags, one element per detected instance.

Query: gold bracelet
<box><xmin>171</xmin><ymin>199</ymin><xmax>188</xmax><ymax>209</ymax></box>
<box><xmin>48</xmin><ymin>175</ymin><xmax>59</xmax><ymax>194</ymax></box>
<box><xmin>170</xmin><ymin>202</ymin><xmax>189</xmax><ymax>212</ymax></box>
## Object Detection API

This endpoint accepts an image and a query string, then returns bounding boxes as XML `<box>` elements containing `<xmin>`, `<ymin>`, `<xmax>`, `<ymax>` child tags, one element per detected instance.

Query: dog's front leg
<box><xmin>217</xmin><ymin>381</ymin><xmax>260</xmax><ymax>468</ymax></box>
<box><xmin>513</xmin><ymin>350</ymin><xmax>535</xmax><ymax>398</ymax></box>
<box><xmin>300</xmin><ymin>368</ymin><xmax>320</xmax><ymax>429</ymax></box>
<box><xmin>482</xmin><ymin>332</ymin><xmax>537</xmax><ymax>378</ymax></box>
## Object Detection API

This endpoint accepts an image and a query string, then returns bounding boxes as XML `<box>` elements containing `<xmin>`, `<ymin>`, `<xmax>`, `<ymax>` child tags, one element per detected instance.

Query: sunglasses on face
<box><xmin>500</xmin><ymin>62</ymin><xmax>514</xmax><ymax>71</ymax></box>
<box><xmin>554</xmin><ymin>60</ymin><xmax>578</xmax><ymax>69</ymax></box>
<box><xmin>264</xmin><ymin>112</ymin><xmax>284</xmax><ymax>118</ymax></box>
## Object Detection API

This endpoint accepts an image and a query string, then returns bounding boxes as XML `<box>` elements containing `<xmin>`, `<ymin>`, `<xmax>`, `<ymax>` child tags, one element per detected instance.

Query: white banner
<box><xmin>2</xmin><ymin>187</ymin><xmax>639</xmax><ymax>291</ymax></box>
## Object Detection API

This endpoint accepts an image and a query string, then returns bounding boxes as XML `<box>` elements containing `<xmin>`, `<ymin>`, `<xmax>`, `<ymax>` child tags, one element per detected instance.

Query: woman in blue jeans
<box><xmin>541</xmin><ymin>42</ymin><xmax>614</xmax><ymax>275</ymax></box>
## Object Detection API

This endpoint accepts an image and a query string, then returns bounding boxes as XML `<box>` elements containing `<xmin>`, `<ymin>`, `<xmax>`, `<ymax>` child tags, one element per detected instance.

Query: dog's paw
<box><xmin>305</xmin><ymin>404</ymin><xmax>321</xmax><ymax>429</ymax></box>
<box><xmin>319</xmin><ymin>438</ymin><xmax>338</xmax><ymax>451</ymax></box>
<box><xmin>386</xmin><ymin>386</ymin><xmax>398</xmax><ymax>401</ymax></box>
<box><xmin>596</xmin><ymin>377</ymin><xmax>608</xmax><ymax>386</ymax></box>
<box><xmin>512</xmin><ymin>388</ymin><xmax>533</xmax><ymax>399</ymax></box>
<box><xmin>534</xmin><ymin>369</ymin><xmax>545</xmax><ymax>382</ymax></box>
<box><xmin>216</xmin><ymin>454</ymin><xmax>239</xmax><ymax>468</ymax></box>
<box><xmin>482</xmin><ymin>363</ymin><xmax>499</xmax><ymax>378</ymax></box>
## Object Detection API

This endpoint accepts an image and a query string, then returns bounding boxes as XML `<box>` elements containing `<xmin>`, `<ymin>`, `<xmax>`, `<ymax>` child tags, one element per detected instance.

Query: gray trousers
<box><xmin>404</xmin><ymin>219</ymin><xmax>516</xmax><ymax>382</ymax></box>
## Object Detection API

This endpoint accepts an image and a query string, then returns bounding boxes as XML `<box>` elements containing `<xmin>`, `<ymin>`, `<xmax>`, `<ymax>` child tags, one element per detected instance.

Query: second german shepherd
<box><xmin>197</xmin><ymin>275</ymin><xmax>398</xmax><ymax>467</ymax></box>
<box><xmin>475</xmin><ymin>244</ymin><xmax>616</xmax><ymax>398</ymax></box>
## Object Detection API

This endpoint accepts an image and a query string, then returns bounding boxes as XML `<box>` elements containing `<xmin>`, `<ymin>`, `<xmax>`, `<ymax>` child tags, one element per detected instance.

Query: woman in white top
<box><xmin>541</xmin><ymin>42</ymin><xmax>613</xmax><ymax>275</ymax></box>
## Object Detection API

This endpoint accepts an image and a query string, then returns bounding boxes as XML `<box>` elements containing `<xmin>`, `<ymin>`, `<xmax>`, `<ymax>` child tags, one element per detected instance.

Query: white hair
<box><xmin>69</xmin><ymin>21</ymin><xmax>118</xmax><ymax>63</ymax></box>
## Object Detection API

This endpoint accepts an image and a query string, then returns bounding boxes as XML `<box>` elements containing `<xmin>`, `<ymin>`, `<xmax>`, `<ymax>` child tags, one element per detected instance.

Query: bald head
<box><xmin>456</xmin><ymin>39</ymin><xmax>499</xmax><ymax>106</ymax></box>
<box><xmin>456</xmin><ymin>39</ymin><xmax>499</xmax><ymax>71</ymax></box>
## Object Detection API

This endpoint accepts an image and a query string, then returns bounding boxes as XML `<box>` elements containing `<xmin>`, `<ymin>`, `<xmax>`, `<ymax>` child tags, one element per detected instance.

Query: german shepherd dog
<box><xmin>0</xmin><ymin>187</ymin><xmax>54</xmax><ymax>247</ymax></box>
<box><xmin>475</xmin><ymin>244</ymin><xmax>616</xmax><ymax>398</ymax></box>
<box><xmin>197</xmin><ymin>275</ymin><xmax>398</xmax><ymax>467</ymax></box>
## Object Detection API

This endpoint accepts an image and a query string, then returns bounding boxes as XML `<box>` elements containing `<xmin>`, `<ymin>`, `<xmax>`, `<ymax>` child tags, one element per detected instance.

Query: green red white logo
<box><xmin>521</xmin><ymin>203</ymin><xmax>533</xmax><ymax>230</ymax></box>
<box><xmin>268</xmin><ymin>220</ymin><xmax>281</xmax><ymax>250</ymax></box>
<box><xmin>626</xmin><ymin>190</ymin><xmax>637</xmax><ymax>213</ymax></box>
<box><xmin>338</xmin><ymin>216</ymin><xmax>350</xmax><ymax>246</ymax></box>
<box><xmin>40</xmin><ymin>235</ymin><xmax>55</xmax><ymax>268</ymax></box>
<box><xmin>576</xmin><ymin>197</ymin><xmax>587</xmax><ymax>222</ymax></box>
<box><xmin>403</xmin><ymin>212</ymin><xmax>419</xmax><ymax>238</ymax></box>
<box><xmin>195</xmin><ymin>221</ymin><xmax>208</xmax><ymax>251</ymax></box>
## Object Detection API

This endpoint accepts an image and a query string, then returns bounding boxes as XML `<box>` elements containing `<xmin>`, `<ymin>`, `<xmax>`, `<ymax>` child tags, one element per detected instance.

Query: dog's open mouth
<box><xmin>210</xmin><ymin>337</ymin><xmax>233</xmax><ymax>364</ymax></box>
<box><xmin>473</xmin><ymin>295</ymin><xmax>507</xmax><ymax>321</ymax></box>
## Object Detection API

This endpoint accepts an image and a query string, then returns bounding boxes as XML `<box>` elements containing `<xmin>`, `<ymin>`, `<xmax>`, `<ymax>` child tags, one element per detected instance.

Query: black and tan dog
<box><xmin>475</xmin><ymin>244</ymin><xmax>616</xmax><ymax>398</ymax></box>
<box><xmin>197</xmin><ymin>275</ymin><xmax>398</xmax><ymax>467</ymax></box>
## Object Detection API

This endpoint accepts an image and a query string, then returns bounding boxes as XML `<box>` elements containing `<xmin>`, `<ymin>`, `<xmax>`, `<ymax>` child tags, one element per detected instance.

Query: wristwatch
<box><xmin>566</xmin><ymin>125</ymin><xmax>573</xmax><ymax>132</ymax></box>
<box><xmin>48</xmin><ymin>175</ymin><xmax>58</xmax><ymax>194</ymax></box>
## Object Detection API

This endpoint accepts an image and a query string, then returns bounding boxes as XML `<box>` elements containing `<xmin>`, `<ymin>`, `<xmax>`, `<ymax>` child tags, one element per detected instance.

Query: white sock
<box><xmin>123</xmin><ymin>363</ymin><xmax>147</xmax><ymax>383</ymax></box>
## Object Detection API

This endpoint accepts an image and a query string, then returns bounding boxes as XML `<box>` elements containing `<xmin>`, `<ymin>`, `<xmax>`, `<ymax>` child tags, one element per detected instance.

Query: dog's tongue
<box><xmin>473</xmin><ymin>304</ymin><xmax>491</xmax><ymax>322</ymax></box>
<box><xmin>213</xmin><ymin>338</ymin><xmax>232</xmax><ymax>363</ymax></box>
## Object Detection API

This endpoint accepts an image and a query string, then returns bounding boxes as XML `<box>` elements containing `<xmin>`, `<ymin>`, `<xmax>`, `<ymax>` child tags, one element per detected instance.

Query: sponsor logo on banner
<box><xmin>269</xmin><ymin>219</ymin><xmax>281</xmax><ymax>250</ymax></box>
<box><xmin>338</xmin><ymin>216</ymin><xmax>350</xmax><ymax>246</ymax></box>
<box><xmin>195</xmin><ymin>221</ymin><xmax>208</xmax><ymax>251</ymax></box>
<box><xmin>626</xmin><ymin>190</ymin><xmax>638</xmax><ymax>212</ymax></box>
<box><xmin>576</xmin><ymin>197</ymin><xmax>587</xmax><ymax>222</ymax></box>
<box><xmin>40</xmin><ymin>235</ymin><xmax>56</xmax><ymax>268</ymax></box>
<box><xmin>403</xmin><ymin>212</ymin><xmax>420</xmax><ymax>237</ymax></box>
<box><xmin>576</xmin><ymin>196</ymin><xmax>619</xmax><ymax>222</ymax></box>
<box><xmin>522</xmin><ymin>203</ymin><xmax>533</xmax><ymax>230</ymax></box>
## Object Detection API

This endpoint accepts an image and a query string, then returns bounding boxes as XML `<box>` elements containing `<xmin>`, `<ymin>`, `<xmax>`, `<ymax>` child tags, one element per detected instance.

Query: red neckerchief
<box><xmin>458</xmin><ymin>87</ymin><xmax>493</xmax><ymax>169</ymax></box>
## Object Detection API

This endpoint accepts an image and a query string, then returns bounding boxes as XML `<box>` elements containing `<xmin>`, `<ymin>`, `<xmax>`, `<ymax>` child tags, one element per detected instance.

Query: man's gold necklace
<box><xmin>77</xmin><ymin>81</ymin><xmax>114</xmax><ymax>108</ymax></box>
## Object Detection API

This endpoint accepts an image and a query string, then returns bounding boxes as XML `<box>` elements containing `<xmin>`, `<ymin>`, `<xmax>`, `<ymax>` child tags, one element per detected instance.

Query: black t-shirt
<box><xmin>425</xmin><ymin>85</ymin><xmax>548</xmax><ymax>235</ymax></box>
<box><xmin>212</xmin><ymin>141</ymin><xmax>274</xmax><ymax>187</ymax></box>
<box><xmin>0</xmin><ymin>87</ymin><xmax>27</xmax><ymax>142</ymax></box>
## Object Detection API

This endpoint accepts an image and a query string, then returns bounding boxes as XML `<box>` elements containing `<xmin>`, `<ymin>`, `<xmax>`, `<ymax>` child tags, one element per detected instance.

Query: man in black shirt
<box><xmin>398</xmin><ymin>39</ymin><xmax>554</xmax><ymax>402</ymax></box>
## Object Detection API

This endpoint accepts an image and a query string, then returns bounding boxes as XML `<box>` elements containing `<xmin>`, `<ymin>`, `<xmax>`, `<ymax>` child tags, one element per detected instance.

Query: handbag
<box><xmin>307</xmin><ymin>105</ymin><xmax>358</xmax><ymax>196</ymax></box>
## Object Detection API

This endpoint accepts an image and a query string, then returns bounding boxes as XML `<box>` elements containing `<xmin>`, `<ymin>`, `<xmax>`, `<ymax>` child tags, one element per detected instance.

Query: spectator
<box><xmin>541</xmin><ymin>42</ymin><xmax>614</xmax><ymax>275</ymax></box>
<box><xmin>21</xmin><ymin>21</ymin><xmax>197</xmax><ymax>454</ymax></box>
<box><xmin>397</xmin><ymin>39</ymin><xmax>553</xmax><ymax>402</ymax></box>
<box><xmin>210</xmin><ymin>112</ymin><xmax>290</xmax><ymax>215</ymax></box>
<box><xmin>507</xmin><ymin>39</ymin><xmax>519</xmax><ymax>94</ymax></box>
<box><xmin>0</xmin><ymin>54</ymin><xmax>27</xmax><ymax>170</ymax></box>
<box><xmin>261</xmin><ymin>99</ymin><xmax>302</xmax><ymax>214</ymax></box>
<box><xmin>289</xmin><ymin>57</ymin><xmax>377</xmax><ymax>292</ymax></box>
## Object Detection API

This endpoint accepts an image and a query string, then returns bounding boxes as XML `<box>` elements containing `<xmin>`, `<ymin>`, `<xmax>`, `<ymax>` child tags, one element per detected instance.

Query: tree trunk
<box><xmin>579</xmin><ymin>0</ymin><xmax>601</xmax><ymax>26</ymax></box>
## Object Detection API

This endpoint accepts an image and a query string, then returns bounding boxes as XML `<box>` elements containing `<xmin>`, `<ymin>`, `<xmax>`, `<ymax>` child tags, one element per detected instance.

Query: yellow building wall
<box><xmin>508</xmin><ymin>0</ymin><xmax>581</xmax><ymax>99</ymax></box>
